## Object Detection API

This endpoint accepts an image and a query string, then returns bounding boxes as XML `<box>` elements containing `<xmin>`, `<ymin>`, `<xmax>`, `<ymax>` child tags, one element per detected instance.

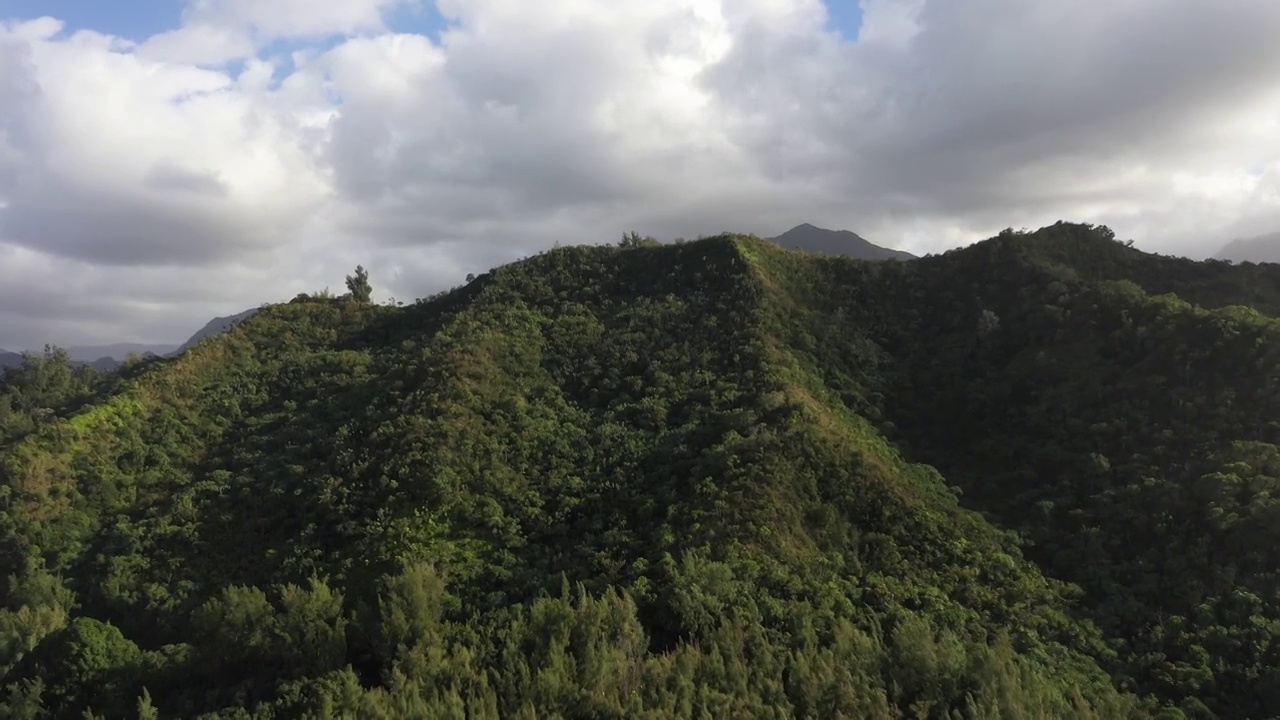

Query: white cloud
<box><xmin>0</xmin><ymin>16</ymin><xmax>331</xmax><ymax>268</ymax></box>
<box><xmin>139</xmin><ymin>0</ymin><xmax>414</xmax><ymax>65</ymax></box>
<box><xmin>137</xmin><ymin>23</ymin><xmax>256</xmax><ymax>66</ymax></box>
<box><xmin>3</xmin><ymin>0</ymin><xmax>1280</xmax><ymax>350</ymax></box>
<box><xmin>857</xmin><ymin>0</ymin><xmax>923</xmax><ymax>45</ymax></box>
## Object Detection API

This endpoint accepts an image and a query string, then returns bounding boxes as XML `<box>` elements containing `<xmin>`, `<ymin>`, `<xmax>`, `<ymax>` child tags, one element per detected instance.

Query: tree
<box><xmin>14</xmin><ymin>618</ymin><xmax>141</xmax><ymax>717</ymax></box>
<box><xmin>346</xmin><ymin>265</ymin><xmax>372</xmax><ymax>303</ymax></box>
<box><xmin>620</xmin><ymin>231</ymin><xmax>658</xmax><ymax>249</ymax></box>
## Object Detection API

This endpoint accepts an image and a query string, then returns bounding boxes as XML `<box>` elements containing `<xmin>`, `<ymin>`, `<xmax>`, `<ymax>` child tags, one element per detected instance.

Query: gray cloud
<box><xmin>144</xmin><ymin>161</ymin><xmax>230</xmax><ymax>196</ymax></box>
<box><xmin>0</xmin><ymin>181</ymin><xmax>263</xmax><ymax>265</ymax></box>
<box><xmin>704</xmin><ymin>0</ymin><xmax>1280</xmax><ymax>227</ymax></box>
<box><xmin>3</xmin><ymin>0</ymin><xmax>1280</xmax><ymax>350</ymax></box>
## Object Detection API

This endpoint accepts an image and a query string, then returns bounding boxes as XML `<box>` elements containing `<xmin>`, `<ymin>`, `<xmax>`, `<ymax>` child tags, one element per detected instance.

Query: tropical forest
<box><xmin>2</xmin><ymin>222</ymin><xmax>1280</xmax><ymax>719</ymax></box>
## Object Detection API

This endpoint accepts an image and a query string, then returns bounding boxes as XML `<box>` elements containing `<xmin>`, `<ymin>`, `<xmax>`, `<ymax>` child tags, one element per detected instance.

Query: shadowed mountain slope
<box><xmin>1216</xmin><ymin>231</ymin><xmax>1280</xmax><ymax>264</ymax></box>
<box><xmin>170</xmin><ymin>307</ymin><xmax>261</xmax><ymax>357</ymax></box>
<box><xmin>769</xmin><ymin>223</ymin><xmax>915</xmax><ymax>260</ymax></box>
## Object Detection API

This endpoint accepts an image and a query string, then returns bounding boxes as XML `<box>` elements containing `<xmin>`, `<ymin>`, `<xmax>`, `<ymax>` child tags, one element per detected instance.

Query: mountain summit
<box><xmin>769</xmin><ymin>223</ymin><xmax>915</xmax><ymax>260</ymax></box>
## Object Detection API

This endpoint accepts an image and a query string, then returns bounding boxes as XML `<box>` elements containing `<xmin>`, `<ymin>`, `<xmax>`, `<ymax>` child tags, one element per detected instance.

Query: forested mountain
<box><xmin>2</xmin><ymin>222</ymin><xmax>1279</xmax><ymax>718</ymax></box>
<box><xmin>769</xmin><ymin>223</ymin><xmax>915</xmax><ymax>260</ymax></box>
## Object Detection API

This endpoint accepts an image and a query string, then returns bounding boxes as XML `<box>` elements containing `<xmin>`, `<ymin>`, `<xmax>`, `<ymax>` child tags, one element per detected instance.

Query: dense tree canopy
<box><xmin>0</xmin><ymin>347</ymin><xmax>103</xmax><ymax>445</ymax></box>
<box><xmin>1</xmin><ymin>223</ymin><xmax>1277</xmax><ymax>717</ymax></box>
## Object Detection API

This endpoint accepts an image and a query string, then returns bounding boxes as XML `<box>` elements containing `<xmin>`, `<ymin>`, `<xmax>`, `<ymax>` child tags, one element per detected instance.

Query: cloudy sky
<box><xmin>2</xmin><ymin>0</ymin><xmax>1279</xmax><ymax>350</ymax></box>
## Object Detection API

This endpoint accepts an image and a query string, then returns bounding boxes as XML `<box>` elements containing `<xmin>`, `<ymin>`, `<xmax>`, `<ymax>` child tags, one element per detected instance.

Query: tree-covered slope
<box><xmin>995</xmin><ymin>222</ymin><xmax>1280</xmax><ymax>316</ymax></box>
<box><xmin>748</xmin><ymin>223</ymin><xmax>1280</xmax><ymax>718</ymax></box>
<box><xmin>2</xmin><ymin>225</ymin><xmax>1275</xmax><ymax>718</ymax></box>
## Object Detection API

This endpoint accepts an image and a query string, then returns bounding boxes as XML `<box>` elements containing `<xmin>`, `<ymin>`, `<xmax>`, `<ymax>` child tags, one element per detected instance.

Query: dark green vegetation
<box><xmin>2</xmin><ymin>223</ymin><xmax>1279</xmax><ymax>718</ymax></box>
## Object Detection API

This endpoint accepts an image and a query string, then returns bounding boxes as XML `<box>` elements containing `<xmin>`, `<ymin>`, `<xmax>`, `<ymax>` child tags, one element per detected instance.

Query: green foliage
<box><xmin>0</xmin><ymin>347</ymin><xmax>102</xmax><ymax>444</ymax></box>
<box><xmin>3</xmin><ymin>617</ymin><xmax>141</xmax><ymax>717</ymax></box>
<box><xmin>7</xmin><ymin>223</ymin><xmax>1279</xmax><ymax>716</ymax></box>
<box><xmin>743</xmin><ymin>222</ymin><xmax>1280</xmax><ymax>717</ymax></box>
<box><xmin>619</xmin><ymin>231</ymin><xmax>661</xmax><ymax>249</ymax></box>
<box><xmin>0</xmin><ymin>564</ymin><xmax>76</xmax><ymax>676</ymax></box>
<box><xmin>136</xmin><ymin>687</ymin><xmax>158</xmax><ymax>720</ymax></box>
<box><xmin>372</xmin><ymin>563</ymin><xmax>448</xmax><ymax>675</ymax></box>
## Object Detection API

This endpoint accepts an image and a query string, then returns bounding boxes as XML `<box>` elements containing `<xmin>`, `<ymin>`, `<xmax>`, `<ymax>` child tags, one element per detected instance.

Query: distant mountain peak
<box><xmin>1216</xmin><ymin>231</ymin><xmax>1280</xmax><ymax>264</ymax></box>
<box><xmin>2</xmin><ymin>307</ymin><xmax>261</xmax><ymax>372</ymax></box>
<box><xmin>171</xmin><ymin>307</ymin><xmax>260</xmax><ymax>356</ymax></box>
<box><xmin>769</xmin><ymin>223</ymin><xmax>915</xmax><ymax>261</ymax></box>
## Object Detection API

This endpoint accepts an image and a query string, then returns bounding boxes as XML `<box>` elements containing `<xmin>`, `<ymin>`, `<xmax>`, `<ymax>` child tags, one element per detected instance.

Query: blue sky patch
<box><xmin>824</xmin><ymin>0</ymin><xmax>864</xmax><ymax>40</ymax></box>
<box><xmin>2</xmin><ymin>0</ymin><xmax>184</xmax><ymax>41</ymax></box>
<box><xmin>5</xmin><ymin>1</ymin><xmax>862</xmax><ymax>45</ymax></box>
<box><xmin>385</xmin><ymin>2</ymin><xmax>457</xmax><ymax>43</ymax></box>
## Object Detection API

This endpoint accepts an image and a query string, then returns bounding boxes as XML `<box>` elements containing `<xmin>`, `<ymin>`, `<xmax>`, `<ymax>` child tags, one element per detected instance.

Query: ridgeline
<box><xmin>2</xmin><ymin>222</ymin><xmax>1278</xmax><ymax>718</ymax></box>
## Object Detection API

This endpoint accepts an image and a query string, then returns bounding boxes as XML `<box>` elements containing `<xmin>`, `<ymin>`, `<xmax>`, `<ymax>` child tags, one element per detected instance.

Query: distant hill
<box><xmin>83</xmin><ymin>356</ymin><xmax>126</xmax><ymax>372</ymax></box>
<box><xmin>1</xmin><ymin>348</ymin><xmax>136</xmax><ymax>372</ymax></box>
<box><xmin>1215</xmin><ymin>231</ymin><xmax>1280</xmax><ymax>264</ymax></box>
<box><xmin>2</xmin><ymin>309</ymin><xmax>259</xmax><ymax>373</ymax></box>
<box><xmin>170</xmin><ymin>307</ymin><xmax>260</xmax><ymax>356</ymax></box>
<box><xmin>64</xmin><ymin>343</ymin><xmax>175</xmax><ymax>363</ymax></box>
<box><xmin>768</xmin><ymin>222</ymin><xmax>915</xmax><ymax>260</ymax></box>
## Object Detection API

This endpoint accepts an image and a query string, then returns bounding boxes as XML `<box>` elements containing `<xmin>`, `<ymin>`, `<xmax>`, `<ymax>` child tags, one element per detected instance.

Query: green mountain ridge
<box><xmin>1</xmin><ymin>223</ymin><xmax>1278</xmax><ymax>718</ymax></box>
